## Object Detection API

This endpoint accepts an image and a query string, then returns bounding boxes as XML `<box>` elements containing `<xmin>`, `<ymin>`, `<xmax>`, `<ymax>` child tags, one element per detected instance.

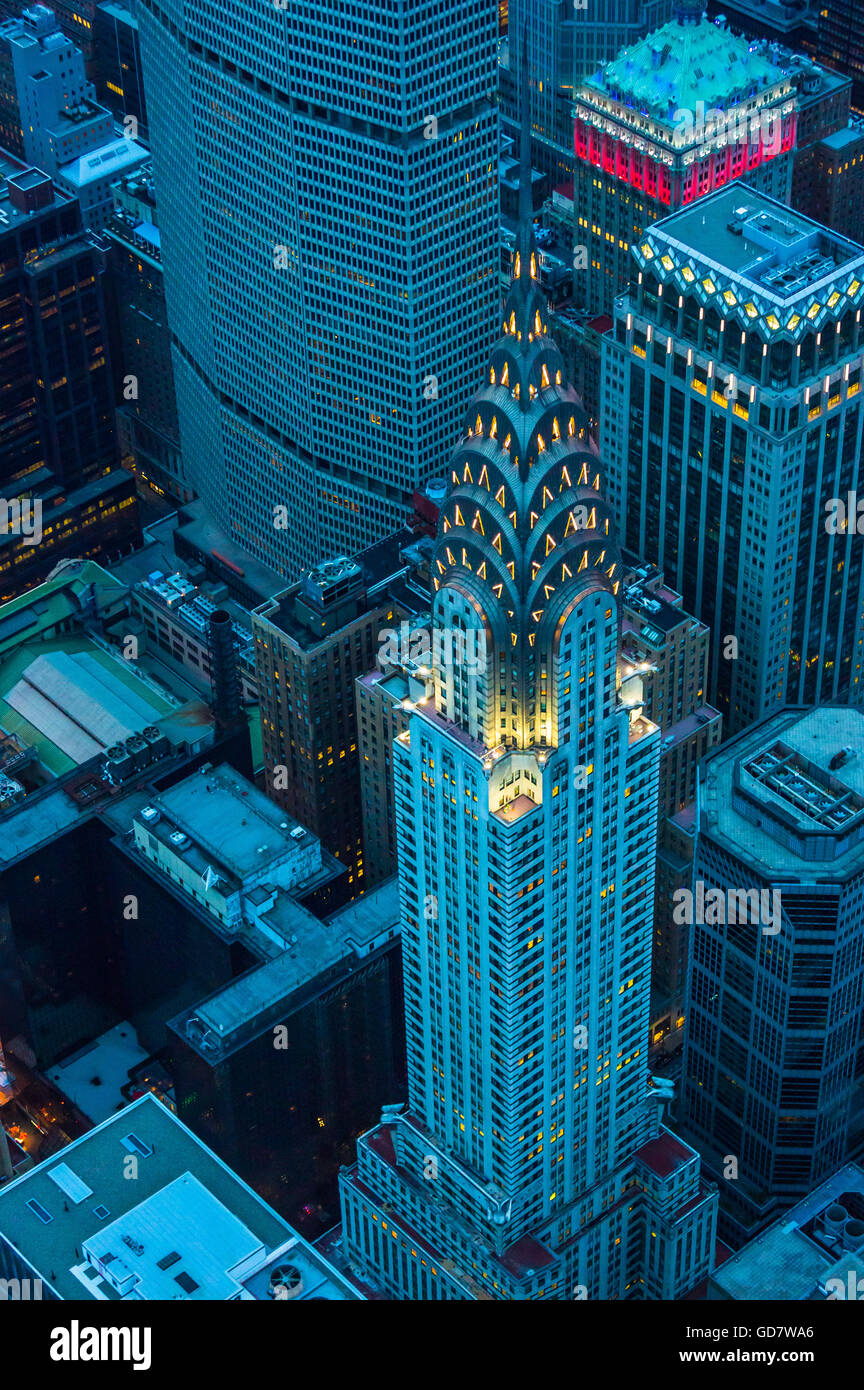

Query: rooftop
<box><xmin>0</xmin><ymin>1094</ymin><xmax>291</xmax><ymax>1299</ymax></box>
<box><xmin>170</xmin><ymin>876</ymin><xmax>401</xmax><ymax>1056</ymax></box>
<box><xmin>700</xmin><ymin>704</ymin><xmax>864</xmax><ymax>878</ymax></box>
<box><xmin>710</xmin><ymin>1163</ymin><xmax>864</xmax><ymax>1300</ymax></box>
<box><xmin>582</xmin><ymin>11</ymin><xmax>787</xmax><ymax>125</ymax></box>
<box><xmin>147</xmin><ymin>762</ymin><xmax>320</xmax><ymax>884</ymax></box>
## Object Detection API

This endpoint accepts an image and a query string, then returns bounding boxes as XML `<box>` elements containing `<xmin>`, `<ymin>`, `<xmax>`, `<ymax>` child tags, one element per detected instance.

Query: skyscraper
<box><xmin>602</xmin><ymin>184</ymin><xmax>864</xmax><ymax>732</ymax></box>
<box><xmin>816</xmin><ymin>0</ymin><xmax>864</xmax><ymax>115</ymax></box>
<box><xmin>0</xmin><ymin>154</ymin><xmax>140</xmax><ymax>598</ymax></box>
<box><xmin>680</xmin><ymin>704</ymin><xmax>864</xmax><ymax>1247</ymax></box>
<box><xmin>336</xmin><ymin>118</ymin><xmax>717</xmax><ymax>1299</ymax></box>
<box><xmin>571</xmin><ymin>5</ymin><xmax>796</xmax><ymax>316</ymax></box>
<box><xmin>138</xmin><ymin>0</ymin><xmax>500</xmax><ymax>579</ymax></box>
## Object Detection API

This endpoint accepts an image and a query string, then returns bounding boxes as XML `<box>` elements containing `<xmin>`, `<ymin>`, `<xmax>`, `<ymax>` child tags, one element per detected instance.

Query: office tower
<box><xmin>709</xmin><ymin>1163</ymin><xmax>864</xmax><ymax>1300</ymax></box>
<box><xmin>0</xmin><ymin>155</ymin><xmax>140</xmax><ymax>599</ymax></box>
<box><xmin>138</xmin><ymin>1</ymin><xmax>499</xmax><ymax>580</ymax></box>
<box><xmin>0</xmin><ymin>4</ymin><xmax>147</xmax><ymax>227</ymax></box>
<box><xmin>103</xmin><ymin>167</ymin><xmax>186</xmax><ymax>502</ymax></box>
<box><xmin>253</xmin><ymin>528</ymin><xmax>430</xmax><ymax>892</ymax></box>
<box><xmin>706</xmin><ymin>0</ymin><xmax>819</xmax><ymax>54</ymax></box>
<box><xmin>680</xmin><ymin>704</ymin><xmax>864</xmax><ymax>1247</ymax></box>
<box><xmin>572</xmin><ymin>5</ymin><xmax>796</xmax><ymax>316</ymax></box>
<box><xmin>0</xmin><ymin>4</ymin><xmax>89</xmax><ymax>158</ymax></box>
<box><xmin>787</xmin><ymin>56</ymin><xmax>864</xmax><ymax>244</ymax></box>
<box><xmin>0</xmin><ymin>1093</ymin><xmax>362</xmax><ymax>1300</ymax></box>
<box><xmin>619</xmin><ymin>558</ymin><xmax>721</xmax><ymax>1049</ymax></box>
<box><xmin>336</xmin><ymin>146</ymin><xmax>717</xmax><ymax>1299</ymax></box>
<box><xmin>817</xmin><ymin>1</ymin><xmax>864</xmax><ymax>115</ymax></box>
<box><xmin>500</xmin><ymin>1</ymin><xmax>674</xmax><ymax>204</ymax></box>
<box><xmin>602</xmin><ymin>185</ymin><xmax>864</xmax><ymax>733</ymax></box>
<box><xmin>92</xmin><ymin>2</ymin><xmax>147</xmax><ymax>140</ymax></box>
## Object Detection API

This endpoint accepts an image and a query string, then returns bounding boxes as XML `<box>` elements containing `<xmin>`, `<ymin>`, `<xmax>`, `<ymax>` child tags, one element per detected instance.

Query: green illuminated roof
<box><xmin>584</xmin><ymin>10</ymin><xmax>785</xmax><ymax>124</ymax></box>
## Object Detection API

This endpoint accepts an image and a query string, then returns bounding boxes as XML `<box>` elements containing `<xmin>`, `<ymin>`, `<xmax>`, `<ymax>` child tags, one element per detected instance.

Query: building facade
<box><xmin>138</xmin><ymin>0</ymin><xmax>500</xmax><ymax>579</ymax></box>
<box><xmin>602</xmin><ymin>185</ymin><xmax>864</xmax><ymax>733</ymax></box>
<box><xmin>0</xmin><ymin>155</ymin><xmax>140</xmax><ymax>599</ymax></box>
<box><xmin>336</xmin><ymin>165</ymin><xmax>717</xmax><ymax>1299</ymax></box>
<box><xmin>620</xmin><ymin>558</ymin><xmax>722</xmax><ymax>1049</ymax></box>
<box><xmin>680</xmin><ymin>705</ymin><xmax>864</xmax><ymax>1247</ymax></box>
<box><xmin>816</xmin><ymin>0</ymin><xmax>864</xmax><ymax>116</ymax></box>
<box><xmin>253</xmin><ymin>530</ymin><xmax>431</xmax><ymax>893</ymax></box>
<box><xmin>572</xmin><ymin>5</ymin><xmax>796</xmax><ymax>316</ymax></box>
<box><xmin>102</xmin><ymin>166</ymin><xmax>187</xmax><ymax>502</ymax></box>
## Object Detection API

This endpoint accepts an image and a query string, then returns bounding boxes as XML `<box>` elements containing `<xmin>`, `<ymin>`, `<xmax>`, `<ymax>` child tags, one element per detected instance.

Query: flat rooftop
<box><xmin>171</xmin><ymin>876</ymin><xmax>401</xmax><ymax>1054</ymax></box>
<box><xmin>0</xmin><ymin>1093</ymin><xmax>291</xmax><ymax>1299</ymax></box>
<box><xmin>650</xmin><ymin>186</ymin><xmax>864</xmax><ymax>306</ymax></box>
<box><xmin>700</xmin><ymin>705</ymin><xmax>864</xmax><ymax>878</ymax></box>
<box><xmin>150</xmin><ymin>762</ymin><xmax>317</xmax><ymax>882</ymax></box>
<box><xmin>711</xmin><ymin>1163</ymin><xmax>864</xmax><ymax>1300</ymax></box>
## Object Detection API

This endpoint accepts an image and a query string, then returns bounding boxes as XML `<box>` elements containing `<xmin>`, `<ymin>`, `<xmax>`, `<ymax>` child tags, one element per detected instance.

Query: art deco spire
<box><xmin>431</xmin><ymin>48</ymin><xmax>622</xmax><ymax>753</ymax></box>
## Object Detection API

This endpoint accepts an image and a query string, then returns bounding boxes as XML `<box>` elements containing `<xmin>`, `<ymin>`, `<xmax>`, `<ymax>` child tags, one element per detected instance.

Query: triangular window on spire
<box><xmin>492</xmin><ymin>532</ymin><xmax>502</xmax><ymax>554</ymax></box>
<box><xmin>578</xmin><ymin>462</ymin><xmax>588</xmax><ymax>485</ymax></box>
<box><xmin>531</xmin><ymin>560</ymin><xmax>541</xmax><ymax>578</ymax></box>
<box><xmin>479</xmin><ymin>465</ymin><xmax>489</xmax><ymax>489</ymax></box>
<box><xmin>593</xmin><ymin>472</ymin><xmax>600</xmax><ymax>490</ymax></box>
<box><xmin>463</xmin><ymin>463</ymin><xmax>473</xmax><ymax>483</ymax></box>
<box><xmin>534</xmin><ymin>310</ymin><xmax>542</xmax><ymax>336</ymax></box>
<box><xmin>495</xmin><ymin>485</ymin><xmax>506</xmax><ymax>506</ymax></box>
<box><xmin>594</xmin><ymin>549</ymin><xmax>605</xmax><ymax>566</ymax></box>
<box><xmin>561</xmin><ymin>563</ymin><xmax>572</xmax><ymax>580</ymax></box>
<box><xmin>492</xmin><ymin>583</ymin><xmax>502</xmax><ymax>598</ymax></box>
<box><xmin>477</xmin><ymin>561</ymin><xmax>487</xmax><ymax>580</ymax></box>
<box><xmin>543</xmin><ymin>486</ymin><xmax>553</xmax><ymax>507</ymax></box>
<box><xmin>589</xmin><ymin>507</ymin><xmax>597</xmax><ymax>529</ymax></box>
<box><xmin>564</xmin><ymin>512</ymin><xmax>576</xmax><ymax>537</ymax></box>
<box><xmin>446</xmin><ymin>548</ymin><xmax>456</xmax><ymax>566</ymax></box>
<box><xmin>530</xmin><ymin>510</ymin><xmax>539</xmax><ymax>529</ymax></box>
<box><xmin>452</xmin><ymin>470</ymin><xmax>459</xmax><ymax>485</ymax></box>
<box><xmin>528</xmin><ymin>632</ymin><xmax>535</xmax><ymax>646</ymax></box>
<box><xmin>475</xmin><ymin>414</ymin><xmax>482</xmax><ymax>435</ymax></box>
<box><xmin>503</xmin><ymin>434</ymin><xmax>511</xmax><ymax>452</ymax></box>
<box><xmin>537</xmin><ymin>434</ymin><xmax>546</xmax><ymax>452</ymax></box>
<box><xmin>578</xmin><ymin>552</ymin><xmax>587</xmax><ymax>572</ymax></box>
<box><xmin>530</xmin><ymin>252</ymin><xmax>537</xmax><ymax>279</ymax></box>
<box><xmin>442</xmin><ymin>517</ymin><xmax>450</xmax><ymax>533</ymax></box>
<box><xmin>472</xmin><ymin>510</ymin><xmax>484</xmax><ymax>535</ymax></box>
<box><xmin>501</xmin><ymin>362</ymin><xmax>509</xmax><ymax>386</ymax></box>
<box><xmin>436</xmin><ymin>559</ymin><xmax>446</xmax><ymax>574</ymax></box>
<box><xmin>531</xmin><ymin>609</ymin><xmax>543</xmax><ymax>623</ymax></box>
<box><xmin>613</xmin><ymin>580</ymin><xmax>620</xmax><ymax>595</ymax></box>
<box><xmin>454</xmin><ymin>504</ymin><xmax>464</xmax><ymax>527</ymax></box>
<box><xmin>489</xmin><ymin>367</ymin><xmax>495</xmax><ymax>385</ymax></box>
<box><xmin>555</xmin><ymin>369</ymin><xmax>562</xmax><ymax>385</ymax></box>
<box><xmin>509</xmin><ymin>311</ymin><xmax>516</xmax><ymax>334</ymax></box>
<box><xmin>568</xmin><ymin>416</ymin><xmax>575</xmax><ymax>436</ymax></box>
<box><xmin>490</xmin><ymin>417</ymin><xmax>498</xmax><ymax>439</ymax></box>
<box><xmin>506</xmin><ymin>561</ymin><xmax>515</xmax><ymax>579</ymax></box>
<box><xmin>607</xmin><ymin>561</ymin><xmax>617</xmax><ymax>577</ymax></box>
<box><xmin>462</xmin><ymin>548</ymin><xmax>470</xmax><ymax>568</ymax></box>
<box><xmin>508</xmin><ymin>511</ymin><xmax>517</xmax><ymax>527</ymax></box>
<box><xmin>541</xmin><ymin>364</ymin><xmax>550</xmax><ymax>389</ymax></box>
<box><xmin>514</xmin><ymin>253</ymin><xmax>521</xmax><ymax>278</ymax></box>
<box><xmin>543</xmin><ymin>583</ymin><xmax>555</xmax><ymax>598</ymax></box>
<box><xmin>561</xmin><ymin>465</ymin><xmax>571</xmax><ymax>488</ymax></box>
<box><xmin>552</xmin><ymin>417</ymin><xmax>560</xmax><ymax>439</ymax></box>
<box><xmin>545</xmin><ymin>533</ymin><xmax>556</xmax><ymax>555</ymax></box>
